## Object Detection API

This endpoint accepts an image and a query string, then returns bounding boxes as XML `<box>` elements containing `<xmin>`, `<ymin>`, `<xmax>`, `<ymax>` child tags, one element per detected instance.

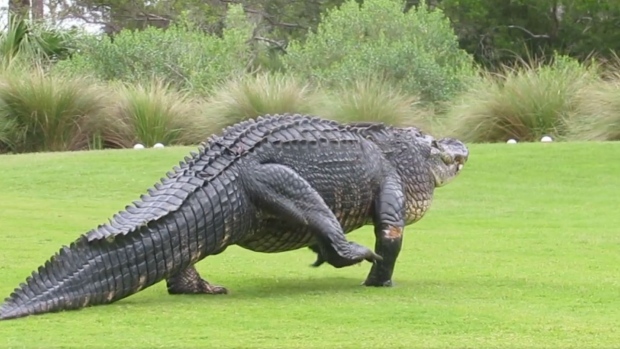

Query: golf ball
<box><xmin>153</xmin><ymin>143</ymin><xmax>165</xmax><ymax>149</ymax></box>
<box><xmin>541</xmin><ymin>136</ymin><xmax>553</xmax><ymax>143</ymax></box>
<box><xmin>133</xmin><ymin>143</ymin><xmax>145</xmax><ymax>149</ymax></box>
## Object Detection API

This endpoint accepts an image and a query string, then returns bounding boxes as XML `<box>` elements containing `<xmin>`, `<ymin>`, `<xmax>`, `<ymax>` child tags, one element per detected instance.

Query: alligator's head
<box><xmin>343</xmin><ymin>122</ymin><xmax>468</xmax><ymax>187</ymax></box>
<box><xmin>418</xmin><ymin>133</ymin><xmax>469</xmax><ymax>187</ymax></box>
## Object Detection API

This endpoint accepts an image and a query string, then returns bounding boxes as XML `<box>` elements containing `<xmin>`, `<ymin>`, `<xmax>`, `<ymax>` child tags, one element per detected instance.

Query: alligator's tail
<box><xmin>0</xmin><ymin>222</ymin><xmax>192</xmax><ymax>321</ymax></box>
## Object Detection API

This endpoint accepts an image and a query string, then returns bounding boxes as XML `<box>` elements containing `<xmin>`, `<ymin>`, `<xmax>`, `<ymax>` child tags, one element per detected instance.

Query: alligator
<box><xmin>0</xmin><ymin>113</ymin><xmax>469</xmax><ymax>321</ymax></box>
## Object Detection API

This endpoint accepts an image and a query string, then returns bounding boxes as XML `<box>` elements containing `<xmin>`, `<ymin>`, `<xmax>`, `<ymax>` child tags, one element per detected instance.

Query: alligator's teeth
<box><xmin>457</xmin><ymin>164</ymin><xmax>464</xmax><ymax>171</ymax></box>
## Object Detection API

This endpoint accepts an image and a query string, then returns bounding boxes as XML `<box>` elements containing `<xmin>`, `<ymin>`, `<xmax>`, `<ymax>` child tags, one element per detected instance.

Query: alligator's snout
<box><xmin>454</xmin><ymin>153</ymin><xmax>468</xmax><ymax>173</ymax></box>
<box><xmin>428</xmin><ymin>137</ymin><xmax>469</xmax><ymax>187</ymax></box>
<box><xmin>438</xmin><ymin>138</ymin><xmax>469</xmax><ymax>167</ymax></box>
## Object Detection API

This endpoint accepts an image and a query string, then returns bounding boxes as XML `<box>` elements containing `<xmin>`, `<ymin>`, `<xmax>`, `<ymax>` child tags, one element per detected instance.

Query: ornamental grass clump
<box><xmin>444</xmin><ymin>55</ymin><xmax>599</xmax><ymax>143</ymax></box>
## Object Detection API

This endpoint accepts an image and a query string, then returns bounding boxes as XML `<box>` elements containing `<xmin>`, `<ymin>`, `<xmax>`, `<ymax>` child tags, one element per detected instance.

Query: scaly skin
<box><xmin>0</xmin><ymin>114</ymin><xmax>468</xmax><ymax>321</ymax></box>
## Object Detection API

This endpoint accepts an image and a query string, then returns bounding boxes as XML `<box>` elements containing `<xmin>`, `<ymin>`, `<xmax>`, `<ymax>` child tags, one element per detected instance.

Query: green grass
<box><xmin>1</xmin><ymin>142</ymin><xmax>619</xmax><ymax>348</ymax></box>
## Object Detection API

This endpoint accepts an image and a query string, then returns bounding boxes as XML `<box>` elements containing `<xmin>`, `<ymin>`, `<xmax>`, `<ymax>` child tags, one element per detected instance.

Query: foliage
<box><xmin>53</xmin><ymin>4</ymin><xmax>254</xmax><ymax>92</ymax></box>
<box><xmin>9</xmin><ymin>0</ymin><xmax>620</xmax><ymax>71</ymax></box>
<box><xmin>281</xmin><ymin>0</ymin><xmax>477</xmax><ymax>103</ymax></box>
<box><xmin>443</xmin><ymin>55</ymin><xmax>599</xmax><ymax>143</ymax></box>
<box><xmin>204</xmin><ymin>73</ymin><xmax>325</xmax><ymax>128</ymax></box>
<box><xmin>0</xmin><ymin>17</ymin><xmax>78</xmax><ymax>70</ymax></box>
<box><xmin>438</xmin><ymin>0</ymin><xmax>620</xmax><ymax>67</ymax></box>
<box><xmin>100</xmin><ymin>79</ymin><xmax>210</xmax><ymax>148</ymax></box>
<box><xmin>565</xmin><ymin>76</ymin><xmax>620</xmax><ymax>141</ymax></box>
<box><xmin>242</xmin><ymin>0</ymin><xmax>347</xmax><ymax>43</ymax></box>
<box><xmin>0</xmin><ymin>69</ymin><xmax>106</xmax><ymax>153</ymax></box>
<box><xmin>316</xmin><ymin>76</ymin><xmax>434</xmax><ymax>131</ymax></box>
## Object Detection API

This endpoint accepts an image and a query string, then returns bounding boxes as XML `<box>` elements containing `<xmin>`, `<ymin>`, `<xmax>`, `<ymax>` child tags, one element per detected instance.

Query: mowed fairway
<box><xmin>0</xmin><ymin>142</ymin><xmax>619</xmax><ymax>348</ymax></box>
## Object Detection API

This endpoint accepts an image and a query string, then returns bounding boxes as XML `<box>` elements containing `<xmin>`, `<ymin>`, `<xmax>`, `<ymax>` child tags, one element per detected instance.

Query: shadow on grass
<box><xmin>115</xmin><ymin>272</ymin><xmax>617</xmax><ymax>308</ymax></box>
<box><xmin>118</xmin><ymin>276</ymin><xmax>368</xmax><ymax>305</ymax></box>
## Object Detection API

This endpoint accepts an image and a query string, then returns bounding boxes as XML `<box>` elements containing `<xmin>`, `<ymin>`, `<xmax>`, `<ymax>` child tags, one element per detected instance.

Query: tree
<box><xmin>282</xmin><ymin>0</ymin><xmax>477</xmax><ymax>102</ymax></box>
<box><xmin>437</xmin><ymin>0</ymin><xmax>620</xmax><ymax>66</ymax></box>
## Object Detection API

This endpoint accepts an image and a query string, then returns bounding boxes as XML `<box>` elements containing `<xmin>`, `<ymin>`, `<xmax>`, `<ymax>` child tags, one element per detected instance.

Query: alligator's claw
<box><xmin>309</xmin><ymin>242</ymin><xmax>382</xmax><ymax>268</ymax></box>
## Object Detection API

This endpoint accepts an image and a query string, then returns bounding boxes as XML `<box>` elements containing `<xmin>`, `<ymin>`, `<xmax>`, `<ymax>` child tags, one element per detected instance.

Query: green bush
<box><xmin>443</xmin><ymin>55</ymin><xmax>600</xmax><ymax>143</ymax></box>
<box><xmin>281</xmin><ymin>0</ymin><xmax>477</xmax><ymax>103</ymax></box>
<box><xmin>0</xmin><ymin>69</ymin><xmax>106</xmax><ymax>153</ymax></box>
<box><xmin>565</xmin><ymin>77</ymin><xmax>620</xmax><ymax>141</ymax></box>
<box><xmin>52</xmin><ymin>4</ymin><xmax>254</xmax><ymax>92</ymax></box>
<box><xmin>204</xmin><ymin>73</ymin><xmax>325</xmax><ymax>127</ymax></box>
<box><xmin>100</xmin><ymin>79</ymin><xmax>210</xmax><ymax>148</ymax></box>
<box><xmin>316</xmin><ymin>76</ymin><xmax>434</xmax><ymax>131</ymax></box>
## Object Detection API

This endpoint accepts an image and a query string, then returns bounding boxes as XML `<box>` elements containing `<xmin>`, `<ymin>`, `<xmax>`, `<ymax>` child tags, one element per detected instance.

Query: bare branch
<box><xmin>252</xmin><ymin>36</ymin><xmax>287</xmax><ymax>52</ymax></box>
<box><xmin>506</xmin><ymin>25</ymin><xmax>550</xmax><ymax>39</ymax></box>
<box><xmin>218</xmin><ymin>0</ymin><xmax>307</xmax><ymax>30</ymax></box>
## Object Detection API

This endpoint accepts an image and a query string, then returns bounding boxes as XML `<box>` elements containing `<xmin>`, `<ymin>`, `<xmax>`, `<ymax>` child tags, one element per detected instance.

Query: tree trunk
<box><xmin>32</xmin><ymin>0</ymin><xmax>44</xmax><ymax>21</ymax></box>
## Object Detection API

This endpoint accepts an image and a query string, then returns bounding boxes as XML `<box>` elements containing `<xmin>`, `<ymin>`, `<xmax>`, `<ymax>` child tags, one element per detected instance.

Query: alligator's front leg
<box><xmin>166</xmin><ymin>265</ymin><xmax>228</xmax><ymax>295</ymax></box>
<box><xmin>363</xmin><ymin>171</ymin><xmax>405</xmax><ymax>287</ymax></box>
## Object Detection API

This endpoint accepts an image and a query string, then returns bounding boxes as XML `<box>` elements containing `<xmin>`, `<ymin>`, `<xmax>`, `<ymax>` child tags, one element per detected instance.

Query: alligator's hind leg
<box><xmin>243</xmin><ymin>163</ymin><xmax>382</xmax><ymax>268</ymax></box>
<box><xmin>308</xmin><ymin>243</ymin><xmax>325</xmax><ymax>267</ymax></box>
<box><xmin>166</xmin><ymin>265</ymin><xmax>228</xmax><ymax>295</ymax></box>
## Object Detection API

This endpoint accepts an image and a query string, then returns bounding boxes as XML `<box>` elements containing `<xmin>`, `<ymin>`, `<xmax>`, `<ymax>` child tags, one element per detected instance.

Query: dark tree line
<box><xmin>7</xmin><ymin>0</ymin><xmax>620</xmax><ymax>67</ymax></box>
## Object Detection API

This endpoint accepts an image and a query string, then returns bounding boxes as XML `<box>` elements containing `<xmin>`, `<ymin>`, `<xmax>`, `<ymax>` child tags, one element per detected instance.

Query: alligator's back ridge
<box><xmin>86</xmin><ymin>114</ymin><xmax>339</xmax><ymax>242</ymax></box>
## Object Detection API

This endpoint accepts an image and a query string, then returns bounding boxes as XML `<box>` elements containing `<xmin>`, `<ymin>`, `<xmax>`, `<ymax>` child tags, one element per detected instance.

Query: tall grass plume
<box><xmin>102</xmin><ymin>79</ymin><xmax>209</xmax><ymax>148</ymax></box>
<box><xmin>565</xmin><ymin>78</ymin><xmax>620</xmax><ymax>141</ymax></box>
<box><xmin>204</xmin><ymin>73</ymin><xmax>325</xmax><ymax>127</ymax></box>
<box><xmin>444</xmin><ymin>55</ymin><xmax>599</xmax><ymax>143</ymax></box>
<box><xmin>0</xmin><ymin>69</ymin><xmax>106</xmax><ymax>153</ymax></box>
<box><xmin>317</xmin><ymin>77</ymin><xmax>434</xmax><ymax>131</ymax></box>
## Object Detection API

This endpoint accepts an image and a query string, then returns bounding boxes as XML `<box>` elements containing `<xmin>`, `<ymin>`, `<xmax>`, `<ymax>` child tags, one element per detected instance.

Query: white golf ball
<box><xmin>133</xmin><ymin>143</ymin><xmax>145</xmax><ymax>149</ymax></box>
<box><xmin>541</xmin><ymin>136</ymin><xmax>553</xmax><ymax>143</ymax></box>
<box><xmin>153</xmin><ymin>143</ymin><xmax>165</xmax><ymax>149</ymax></box>
<box><xmin>507</xmin><ymin>139</ymin><xmax>517</xmax><ymax>144</ymax></box>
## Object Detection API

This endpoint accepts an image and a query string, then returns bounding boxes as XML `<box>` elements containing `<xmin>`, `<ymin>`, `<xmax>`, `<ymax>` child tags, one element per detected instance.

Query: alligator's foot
<box><xmin>307</xmin><ymin>244</ymin><xmax>325</xmax><ymax>267</ymax></box>
<box><xmin>310</xmin><ymin>242</ymin><xmax>383</xmax><ymax>269</ymax></box>
<box><xmin>166</xmin><ymin>265</ymin><xmax>228</xmax><ymax>295</ymax></box>
<box><xmin>361</xmin><ymin>278</ymin><xmax>393</xmax><ymax>287</ymax></box>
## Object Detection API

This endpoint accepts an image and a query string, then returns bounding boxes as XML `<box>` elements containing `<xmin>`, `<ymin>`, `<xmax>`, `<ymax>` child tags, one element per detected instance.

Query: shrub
<box><xmin>565</xmin><ymin>78</ymin><xmax>620</xmax><ymax>141</ymax></box>
<box><xmin>52</xmin><ymin>4</ymin><xmax>254</xmax><ymax>92</ymax></box>
<box><xmin>204</xmin><ymin>73</ymin><xmax>325</xmax><ymax>127</ymax></box>
<box><xmin>443</xmin><ymin>55</ymin><xmax>600</xmax><ymax>143</ymax></box>
<box><xmin>281</xmin><ymin>0</ymin><xmax>477</xmax><ymax>103</ymax></box>
<box><xmin>0</xmin><ymin>69</ymin><xmax>106</xmax><ymax>153</ymax></box>
<box><xmin>316</xmin><ymin>76</ymin><xmax>434</xmax><ymax>131</ymax></box>
<box><xmin>0</xmin><ymin>17</ymin><xmax>77</xmax><ymax>71</ymax></box>
<box><xmin>100</xmin><ymin>79</ymin><xmax>210</xmax><ymax>148</ymax></box>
